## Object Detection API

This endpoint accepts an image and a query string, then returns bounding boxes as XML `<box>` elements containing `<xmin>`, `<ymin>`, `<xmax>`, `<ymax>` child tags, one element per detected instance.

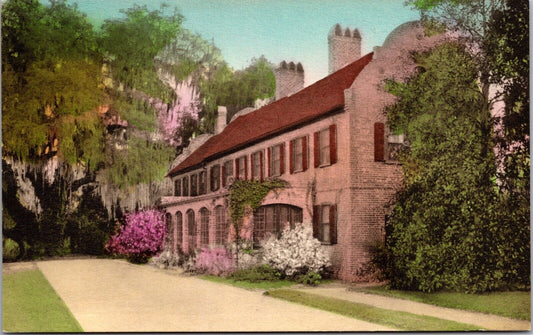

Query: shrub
<box><xmin>194</xmin><ymin>247</ymin><xmax>235</xmax><ymax>276</ymax></box>
<box><xmin>262</xmin><ymin>222</ymin><xmax>330</xmax><ymax>278</ymax></box>
<box><xmin>105</xmin><ymin>209</ymin><xmax>166</xmax><ymax>263</ymax></box>
<box><xmin>3</xmin><ymin>237</ymin><xmax>20</xmax><ymax>262</ymax></box>
<box><xmin>297</xmin><ymin>272</ymin><xmax>322</xmax><ymax>286</ymax></box>
<box><xmin>229</xmin><ymin>264</ymin><xmax>281</xmax><ymax>282</ymax></box>
<box><xmin>150</xmin><ymin>249</ymin><xmax>181</xmax><ymax>269</ymax></box>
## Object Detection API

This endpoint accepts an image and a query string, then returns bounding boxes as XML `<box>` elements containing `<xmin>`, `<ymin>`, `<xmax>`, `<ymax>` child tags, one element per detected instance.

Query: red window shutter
<box><xmin>235</xmin><ymin>158</ymin><xmax>240</xmax><ymax>179</ymax></box>
<box><xmin>244</xmin><ymin>156</ymin><xmax>248</xmax><ymax>180</ymax></box>
<box><xmin>302</xmin><ymin>136</ymin><xmax>308</xmax><ymax>171</ymax></box>
<box><xmin>260</xmin><ymin>151</ymin><xmax>264</xmax><ymax>182</ymax></box>
<box><xmin>222</xmin><ymin>164</ymin><xmax>226</xmax><ymax>187</ymax></box>
<box><xmin>267</xmin><ymin>147</ymin><xmax>271</xmax><ymax>177</ymax></box>
<box><xmin>329</xmin><ymin>204</ymin><xmax>337</xmax><ymax>244</ymax></box>
<box><xmin>313</xmin><ymin>131</ymin><xmax>320</xmax><ymax>168</ymax></box>
<box><xmin>250</xmin><ymin>154</ymin><xmax>254</xmax><ymax>180</ymax></box>
<box><xmin>289</xmin><ymin>140</ymin><xmax>294</xmax><ymax>174</ymax></box>
<box><xmin>312</xmin><ymin>206</ymin><xmax>320</xmax><ymax>239</ymax></box>
<box><xmin>374</xmin><ymin>122</ymin><xmax>385</xmax><ymax>161</ymax></box>
<box><xmin>280</xmin><ymin>143</ymin><xmax>285</xmax><ymax>175</ymax></box>
<box><xmin>329</xmin><ymin>124</ymin><xmax>337</xmax><ymax>164</ymax></box>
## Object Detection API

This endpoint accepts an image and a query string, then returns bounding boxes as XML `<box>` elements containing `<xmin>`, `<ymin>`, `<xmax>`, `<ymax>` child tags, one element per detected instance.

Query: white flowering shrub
<box><xmin>261</xmin><ymin>222</ymin><xmax>331</xmax><ymax>277</ymax></box>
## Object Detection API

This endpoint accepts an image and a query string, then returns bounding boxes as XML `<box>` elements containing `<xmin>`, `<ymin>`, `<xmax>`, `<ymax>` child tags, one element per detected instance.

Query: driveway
<box><xmin>36</xmin><ymin>259</ymin><xmax>394</xmax><ymax>332</ymax></box>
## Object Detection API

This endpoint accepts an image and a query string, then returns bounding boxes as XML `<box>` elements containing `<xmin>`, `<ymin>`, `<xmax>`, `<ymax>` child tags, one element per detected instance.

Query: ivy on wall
<box><xmin>228</xmin><ymin>179</ymin><xmax>286</xmax><ymax>224</ymax></box>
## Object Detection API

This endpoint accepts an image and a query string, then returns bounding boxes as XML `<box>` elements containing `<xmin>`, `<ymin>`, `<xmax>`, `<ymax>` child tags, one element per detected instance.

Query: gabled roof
<box><xmin>167</xmin><ymin>52</ymin><xmax>373</xmax><ymax>177</ymax></box>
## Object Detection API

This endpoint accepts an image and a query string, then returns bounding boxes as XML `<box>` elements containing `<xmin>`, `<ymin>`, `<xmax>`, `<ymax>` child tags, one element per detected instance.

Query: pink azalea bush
<box><xmin>194</xmin><ymin>247</ymin><xmax>235</xmax><ymax>276</ymax></box>
<box><xmin>106</xmin><ymin>209</ymin><xmax>167</xmax><ymax>263</ymax></box>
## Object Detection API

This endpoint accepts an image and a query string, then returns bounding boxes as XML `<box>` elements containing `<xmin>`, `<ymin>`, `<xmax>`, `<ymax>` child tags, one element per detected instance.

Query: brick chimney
<box><xmin>328</xmin><ymin>24</ymin><xmax>362</xmax><ymax>74</ymax></box>
<box><xmin>274</xmin><ymin>61</ymin><xmax>304</xmax><ymax>100</ymax></box>
<box><xmin>215</xmin><ymin>106</ymin><xmax>227</xmax><ymax>134</ymax></box>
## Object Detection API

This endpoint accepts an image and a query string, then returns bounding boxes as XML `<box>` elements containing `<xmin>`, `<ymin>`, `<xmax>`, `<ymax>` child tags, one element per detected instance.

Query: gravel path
<box><xmin>35</xmin><ymin>259</ymin><xmax>395</xmax><ymax>332</ymax></box>
<box><xmin>295</xmin><ymin>287</ymin><xmax>531</xmax><ymax>331</ymax></box>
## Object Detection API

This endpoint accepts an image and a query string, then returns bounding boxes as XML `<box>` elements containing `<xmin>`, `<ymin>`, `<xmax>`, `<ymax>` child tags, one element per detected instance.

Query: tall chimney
<box><xmin>215</xmin><ymin>106</ymin><xmax>227</xmax><ymax>135</ymax></box>
<box><xmin>274</xmin><ymin>61</ymin><xmax>304</xmax><ymax>100</ymax></box>
<box><xmin>328</xmin><ymin>24</ymin><xmax>362</xmax><ymax>74</ymax></box>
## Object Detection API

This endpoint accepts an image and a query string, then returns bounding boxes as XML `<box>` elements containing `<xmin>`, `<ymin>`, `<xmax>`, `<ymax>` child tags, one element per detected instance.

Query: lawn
<box><xmin>199</xmin><ymin>274</ymin><xmax>297</xmax><ymax>290</ymax></box>
<box><xmin>360</xmin><ymin>286</ymin><xmax>530</xmax><ymax>320</ymax></box>
<box><xmin>3</xmin><ymin>269</ymin><xmax>83</xmax><ymax>332</ymax></box>
<box><xmin>266</xmin><ymin>289</ymin><xmax>482</xmax><ymax>331</ymax></box>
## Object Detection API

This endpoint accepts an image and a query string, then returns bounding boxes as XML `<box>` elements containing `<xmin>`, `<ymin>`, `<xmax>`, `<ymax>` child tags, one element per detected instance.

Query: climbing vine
<box><xmin>228</xmin><ymin>179</ymin><xmax>286</xmax><ymax>224</ymax></box>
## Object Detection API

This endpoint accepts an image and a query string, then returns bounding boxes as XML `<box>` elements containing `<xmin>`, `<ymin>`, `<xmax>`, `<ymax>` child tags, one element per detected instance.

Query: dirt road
<box><xmin>35</xmin><ymin>259</ymin><xmax>395</xmax><ymax>332</ymax></box>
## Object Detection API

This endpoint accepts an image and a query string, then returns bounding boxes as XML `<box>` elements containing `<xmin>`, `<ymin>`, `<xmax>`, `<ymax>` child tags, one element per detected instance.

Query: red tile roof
<box><xmin>167</xmin><ymin>52</ymin><xmax>373</xmax><ymax>177</ymax></box>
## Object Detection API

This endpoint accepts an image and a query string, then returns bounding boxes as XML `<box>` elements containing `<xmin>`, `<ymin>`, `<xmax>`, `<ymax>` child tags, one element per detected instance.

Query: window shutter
<box><xmin>329</xmin><ymin>124</ymin><xmax>337</xmax><ymax>164</ymax></box>
<box><xmin>280</xmin><ymin>143</ymin><xmax>285</xmax><ymax>175</ymax></box>
<box><xmin>267</xmin><ymin>147</ymin><xmax>271</xmax><ymax>177</ymax></box>
<box><xmin>329</xmin><ymin>205</ymin><xmax>337</xmax><ymax>244</ymax></box>
<box><xmin>222</xmin><ymin>164</ymin><xmax>226</xmax><ymax>187</ymax></box>
<box><xmin>235</xmin><ymin>158</ymin><xmax>240</xmax><ymax>179</ymax></box>
<box><xmin>312</xmin><ymin>206</ymin><xmax>320</xmax><ymax>239</ymax></box>
<box><xmin>289</xmin><ymin>140</ymin><xmax>294</xmax><ymax>174</ymax></box>
<box><xmin>374</xmin><ymin>122</ymin><xmax>385</xmax><ymax>162</ymax></box>
<box><xmin>250</xmin><ymin>154</ymin><xmax>254</xmax><ymax>180</ymax></box>
<box><xmin>244</xmin><ymin>156</ymin><xmax>248</xmax><ymax>180</ymax></box>
<box><xmin>302</xmin><ymin>136</ymin><xmax>308</xmax><ymax>171</ymax></box>
<box><xmin>314</xmin><ymin>131</ymin><xmax>320</xmax><ymax>168</ymax></box>
<box><xmin>260</xmin><ymin>151</ymin><xmax>264</xmax><ymax>182</ymax></box>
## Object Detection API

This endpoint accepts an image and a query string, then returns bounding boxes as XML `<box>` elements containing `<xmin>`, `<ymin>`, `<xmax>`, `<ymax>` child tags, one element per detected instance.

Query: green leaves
<box><xmin>383</xmin><ymin>43</ymin><xmax>528</xmax><ymax>293</ymax></box>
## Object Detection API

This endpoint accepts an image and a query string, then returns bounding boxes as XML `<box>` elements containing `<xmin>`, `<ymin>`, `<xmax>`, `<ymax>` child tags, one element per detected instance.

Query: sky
<box><xmin>65</xmin><ymin>0</ymin><xmax>421</xmax><ymax>86</ymax></box>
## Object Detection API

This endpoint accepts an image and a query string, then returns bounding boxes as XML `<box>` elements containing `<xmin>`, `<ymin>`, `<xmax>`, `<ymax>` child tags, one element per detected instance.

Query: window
<box><xmin>190</xmin><ymin>174</ymin><xmax>198</xmax><ymax>196</ymax></box>
<box><xmin>174</xmin><ymin>179</ymin><xmax>181</xmax><ymax>196</ymax></box>
<box><xmin>268</xmin><ymin>144</ymin><xmax>284</xmax><ymax>177</ymax></box>
<box><xmin>374</xmin><ymin>122</ymin><xmax>385</xmax><ymax>161</ymax></box>
<box><xmin>165</xmin><ymin>213</ymin><xmax>173</xmax><ymax>247</ymax></box>
<box><xmin>199</xmin><ymin>208</ymin><xmax>210</xmax><ymax>247</ymax></box>
<box><xmin>215</xmin><ymin>205</ymin><xmax>228</xmax><ymax>245</ymax></box>
<box><xmin>210</xmin><ymin>165</ymin><xmax>221</xmax><ymax>192</ymax></box>
<box><xmin>251</xmin><ymin>151</ymin><xmax>263</xmax><ymax>181</ymax></box>
<box><xmin>314</xmin><ymin>125</ymin><xmax>337</xmax><ymax>167</ymax></box>
<box><xmin>236</xmin><ymin>156</ymin><xmax>247</xmax><ymax>180</ymax></box>
<box><xmin>253</xmin><ymin>204</ymin><xmax>303</xmax><ymax>245</ymax></box>
<box><xmin>187</xmin><ymin>209</ymin><xmax>196</xmax><ymax>251</ymax></box>
<box><xmin>199</xmin><ymin>171</ymin><xmax>207</xmax><ymax>195</ymax></box>
<box><xmin>313</xmin><ymin>205</ymin><xmax>337</xmax><ymax>244</ymax></box>
<box><xmin>290</xmin><ymin>136</ymin><xmax>308</xmax><ymax>173</ymax></box>
<box><xmin>223</xmin><ymin>160</ymin><xmax>233</xmax><ymax>187</ymax></box>
<box><xmin>182</xmin><ymin>176</ymin><xmax>189</xmax><ymax>196</ymax></box>
<box><xmin>175</xmin><ymin>211</ymin><xmax>183</xmax><ymax>248</ymax></box>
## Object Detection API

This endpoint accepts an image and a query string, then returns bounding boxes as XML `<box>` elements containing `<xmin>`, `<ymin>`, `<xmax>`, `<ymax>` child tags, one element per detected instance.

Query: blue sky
<box><xmin>66</xmin><ymin>0</ymin><xmax>420</xmax><ymax>85</ymax></box>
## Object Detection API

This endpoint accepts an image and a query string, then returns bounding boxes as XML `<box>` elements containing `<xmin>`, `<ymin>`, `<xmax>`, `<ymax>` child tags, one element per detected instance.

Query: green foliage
<box><xmin>3</xmin><ymin>237</ymin><xmax>21</xmax><ymax>262</ymax></box>
<box><xmin>99</xmin><ymin>5</ymin><xmax>182</xmax><ymax>101</ymax></box>
<box><xmin>113</xmin><ymin>94</ymin><xmax>157</xmax><ymax>131</ymax></box>
<box><xmin>296</xmin><ymin>272</ymin><xmax>323</xmax><ymax>286</ymax></box>
<box><xmin>229</xmin><ymin>179</ymin><xmax>286</xmax><ymax>224</ymax></box>
<box><xmin>106</xmin><ymin>136</ymin><xmax>175</xmax><ymax>189</ymax></box>
<box><xmin>229</xmin><ymin>264</ymin><xmax>282</xmax><ymax>283</ymax></box>
<box><xmin>383</xmin><ymin>43</ymin><xmax>528</xmax><ymax>293</ymax></box>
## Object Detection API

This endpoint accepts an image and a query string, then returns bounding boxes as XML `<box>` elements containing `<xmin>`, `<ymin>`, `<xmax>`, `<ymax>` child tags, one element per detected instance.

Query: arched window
<box><xmin>215</xmin><ymin>205</ymin><xmax>228</xmax><ymax>245</ymax></box>
<box><xmin>175</xmin><ymin>211</ymin><xmax>183</xmax><ymax>249</ymax></box>
<box><xmin>199</xmin><ymin>207</ymin><xmax>210</xmax><ymax>247</ymax></box>
<box><xmin>253</xmin><ymin>204</ymin><xmax>302</xmax><ymax>244</ymax></box>
<box><xmin>165</xmin><ymin>213</ymin><xmax>174</xmax><ymax>249</ymax></box>
<box><xmin>186</xmin><ymin>209</ymin><xmax>196</xmax><ymax>251</ymax></box>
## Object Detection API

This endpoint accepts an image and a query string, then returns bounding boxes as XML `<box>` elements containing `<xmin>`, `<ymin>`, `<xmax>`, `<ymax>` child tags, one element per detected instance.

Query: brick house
<box><xmin>159</xmin><ymin>21</ymin><xmax>445</xmax><ymax>280</ymax></box>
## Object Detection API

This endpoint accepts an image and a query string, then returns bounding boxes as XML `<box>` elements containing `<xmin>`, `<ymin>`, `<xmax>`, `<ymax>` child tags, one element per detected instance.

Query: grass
<box><xmin>360</xmin><ymin>286</ymin><xmax>531</xmax><ymax>320</ymax></box>
<box><xmin>3</xmin><ymin>269</ymin><xmax>83</xmax><ymax>332</ymax></box>
<box><xmin>266</xmin><ymin>289</ymin><xmax>483</xmax><ymax>331</ymax></box>
<box><xmin>199</xmin><ymin>274</ymin><xmax>297</xmax><ymax>290</ymax></box>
